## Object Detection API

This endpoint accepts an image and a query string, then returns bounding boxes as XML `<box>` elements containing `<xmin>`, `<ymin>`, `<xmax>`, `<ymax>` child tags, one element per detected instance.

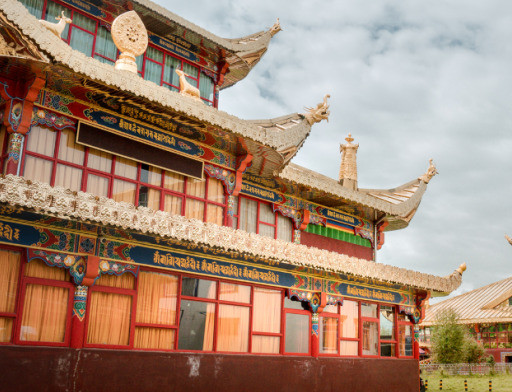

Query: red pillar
<box><xmin>311</xmin><ymin>312</ymin><xmax>320</xmax><ymax>358</ymax></box>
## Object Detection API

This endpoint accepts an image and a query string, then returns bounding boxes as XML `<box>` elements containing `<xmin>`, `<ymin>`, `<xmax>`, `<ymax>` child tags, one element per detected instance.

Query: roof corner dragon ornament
<box><xmin>505</xmin><ymin>234</ymin><xmax>512</xmax><ymax>246</ymax></box>
<box><xmin>418</xmin><ymin>159</ymin><xmax>438</xmax><ymax>184</ymax></box>
<box><xmin>304</xmin><ymin>94</ymin><xmax>330</xmax><ymax>125</ymax></box>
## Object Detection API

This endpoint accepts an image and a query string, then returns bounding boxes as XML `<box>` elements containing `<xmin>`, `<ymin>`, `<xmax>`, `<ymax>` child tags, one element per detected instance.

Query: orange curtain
<box><xmin>185</xmin><ymin>179</ymin><xmax>205</xmax><ymax>220</ymax></box>
<box><xmin>25</xmin><ymin>259</ymin><xmax>68</xmax><ymax>281</ymax></box>
<box><xmin>252</xmin><ymin>287</ymin><xmax>281</xmax><ymax>354</ymax></box>
<box><xmin>217</xmin><ymin>304</ymin><xmax>249</xmax><ymax>352</ymax></box>
<box><xmin>87</xmin><ymin>148</ymin><xmax>112</xmax><ymax>172</ymax></box>
<box><xmin>321</xmin><ymin>317</ymin><xmax>338</xmax><ymax>354</ymax></box>
<box><xmin>134</xmin><ymin>272</ymin><xmax>178</xmax><ymax>350</ymax></box>
<box><xmin>0</xmin><ymin>250</ymin><xmax>20</xmax><ymax>342</ymax></box>
<box><xmin>20</xmin><ymin>283</ymin><xmax>69</xmax><ymax>342</ymax></box>
<box><xmin>95</xmin><ymin>273</ymin><xmax>135</xmax><ymax>289</ymax></box>
<box><xmin>86</xmin><ymin>291</ymin><xmax>132</xmax><ymax>346</ymax></box>
<box><xmin>86</xmin><ymin>174</ymin><xmax>109</xmax><ymax>197</ymax></box>
<box><xmin>23</xmin><ymin>126</ymin><xmax>56</xmax><ymax>184</ymax></box>
<box><xmin>202</xmin><ymin>282</ymin><xmax>216</xmax><ymax>351</ymax></box>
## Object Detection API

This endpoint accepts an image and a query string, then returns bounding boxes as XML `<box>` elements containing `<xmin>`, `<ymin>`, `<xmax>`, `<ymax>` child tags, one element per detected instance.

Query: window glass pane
<box><xmin>340</xmin><ymin>300</ymin><xmax>359</xmax><ymax>339</ymax></box>
<box><xmin>25</xmin><ymin>259</ymin><xmax>67</xmax><ymax>281</ymax></box>
<box><xmin>134</xmin><ymin>327</ymin><xmax>175</xmax><ymax>350</ymax></box>
<box><xmin>140</xmin><ymin>188</ymin><xmax>160</xmax><ymax>210</ymax></box>
<box><xmin>323</xmin><ymin>304</ymin><xmax>337</xmax><ymax>313</ymax></box>
<box><xmin>136</xmin><ymin>271</ymin><xmax>178</xmax><ymax>325</ymax></box>
<box><xmin>252</xmin><ymin>335</ymin><xmax>280</xmax><ymax>354</ymax></box>
<box><xmin>87</xmin><ymin>174</ymin><xmax>109</xmax><ymax>197</ymax></box>
<box><xmin>45</xmin><ymin>1</ymin><xmax>70</xmax><ymax>40</ymax></box>
<box><xmin>164</xmin><ymin>84</ymin><xmax>179</xmax><ymax>93</ymax></box>
<box><xmin>181</xmin><ymin>278</ymin><xmax>216</xmax><ymax>299</ymax></box>
<box><xmin>87</xmin><ymin>149</ymin><xmax>112</xmax><ymax>172</ymax></box>
<box><xmin>178</xmin><ymin>299</ymin><xmax>214</xmax><ymax>351</ymax></box>
<box><xmin>70</xmin><ymin>28</ymin><xmax>94</xmax><ymax>56</ymax></box>
<box><xmin>0</xmin><ymin>250</ymin><xmax>21</xmax><ymax>313</ymax></box>
<box><xmin>231</xmin><ymin>196</ymin><xmax>239</xmax><ymax>229</ymax></box>
<box><xmin>95</xmin><ymin>273</ymin><xmax>134</xmax><ymax>289</ymax></box>
<box><xmin>199</xmin><ymin>72</ymin><xmax>214</xmax><ymax>101</ymax></box>
<box><xmin>186</xmin><ymin>178</ymin><xmax>205</xmax><ymax>198</ymax></box>
<box><xmin>185</xmin><ymin>199</ymin><xmax>204</xmax><ymax>220</ymax></box>
<box><xmin>19</xmin><ymin>0</ymin><xmax>44</xmax><ymax>19</ymax></box>
<box><xmin>207</xmin><ymin>178</ymin><xmax>224</xmax><ymax>203</ymax></box>
<box><xmin>320</xmin><ymin>317</ymin><xmax>338</xmax><ymax>354</ymax></box>
<box><xmin>217</xmin><ymin>304</ymin><xmax>249</xmax><ymax>352</ymax></box>
<box><xmin>146</xmin><ymin>46</ymin><xmax>163</xmax><ymax>62</ymax></box>
<box><xmin>20</xmin><ymin>284</ymin><xmax>69</xmax><ymax>342</ymax></box>
<box><xmin>219</xmin><ymin>282</ymin><xmax>250</xmax><ymax>303</ymax></box>
<box><xmin>55</xmin><ymin>164</ymin><xmax>82</xmax><ymax>191</ymax></box>
<box><xmin>340</xmin><ymin>340</ymin><xmax>358</xmax><ymax>356</ymax></box>
<box><xmin>164</xmin><ymin>171</ymin><xmax>184</xmax><ymax>192</ymax></box>
<box><xmin>95</xmin><ymin>26</ymin><xmax>117</xmax><ymax>60</ymax></box>
<box><xmin>183</xmin><ymin>62</ymin><xmax>198</xmax><ymax>80</ymax></box>
<box><xmin>23</xmin><ymin>156</ymin><xmax>53</xmax><ymax>184</ymax></box>
<box><xmin>399</xmin><ymin>324</ymin><xmax>413</xmax><ymax>356</ymax></box>
<box><xmin>277</xmin><ymin>214</ymin><xmax>293</xmax><ymax>242</ymax></box>
<box><xmin>163</xmin><ymin>56</ymin><xmax>180</xmax><ymax>86</ymax></box>
<box><xmin>380</xmin><ymin>306</ymin><xmax>395</xmax><ymax>340</ymax></box>
<box><xmin>361</xmin><ymin>302</ymin><xmax>377</xmax><ymax>318</ymax></box>
<box><xmin>0</xmin><ymin>318</ymin><xmax>13</xmax><ymax>342</ymax></box>
<box><xmin>87</xmin><ymin>291</ymin><xmax>131</xmax><ymax>345</ymax></box>
<box><xmin>136</xmin><ymin>55</ymin><xmax>143</xmax><ymax>72</ymax></box>
<box><xmin>140</xmin><ymin>165</ymin><xmax>161</xmax><ymax>186</ymax></box>
<box><xmin>26</xmin><ymin>125</ymin><xmax>56</xmax><ymax>156</ymax></box>
<box><xmin>259</xmin><ymin>203</ymin><xmax>274</xmax><ymax>224</ymax></box>
<box><xmin>144</xmin><ymin>60</ymin><xmax>163</xmax><ymax>84</ymax></box>
<box><xmin>72</xmin><ymin>12</ymin><xmax>95</xmax><ymax>32</ymax></box>
<box><xmin>206</xmin><ymin>205</ymin><xmax>223</xmax><ymax>226</ymax></box>
<box><xmin>239</xmin><ymin>197</ymin><xmax>257</xmax><ymax>234</ymax></box>
<box><xmin>253</xmin><ymin>288</ymin><xmax>281</xmax><ymax>333</ymax></box>
<box><xmin>94</xmin><ymin>55</ymin><xmax>115</xmax><ymax>65</ymax></box>
<box><xmin>58</xmin><ymin>129</ymin><xmax>84</xmax><ymax>164</ymax></box>
<box><xmin>258</xmin><ymin>223</ymin><xmax>275</xmax><ymax>239</ymax></box>
<box><xmin>284</xmin><ymin>297</ymin><xmax>305</xmax><ymax>310</ymax></box>
<box><xmin>164</xmin><ymin>194</ymin><xmax>182</xmax><ymax>215</ymax></box>
<box><xmin>363</xmin><ymin>321</ymin><xmax>379</xmax><ymax>355</ymax></box>
<box><xmin>114</xmin><ymin>157</ymin><xmax>137</xmax><ymax>179</ymax></box>
<box><xmin>112</xmin><ymin>180</ymin><xmax>136</xmax><ymax>204</ymax></box>
<box><xmin>380</xmin><ymin>342</ymin><xmax>396</xmax><ymax>357</ymax></box>
<box><xmin>285</xmin><ymin>313</ymin><xmax>309</xmax><ymax>354</ymax></box>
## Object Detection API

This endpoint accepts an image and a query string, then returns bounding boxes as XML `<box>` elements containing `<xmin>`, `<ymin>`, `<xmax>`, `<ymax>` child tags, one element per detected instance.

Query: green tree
<box><xmin>431</xmin><ymin>308</ymin><xmax>466</xmax><ymax>363</ymax></box>
<box><xmin>463</xmin><ymin>336</ymin><xmax>486</xmax><ymax>363</ymax></box>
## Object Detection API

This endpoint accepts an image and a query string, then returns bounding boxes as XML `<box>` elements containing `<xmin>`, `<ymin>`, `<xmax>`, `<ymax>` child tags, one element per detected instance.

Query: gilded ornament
<box><xmin>419</xmin><ymin>159</ymin><xmax>438</xmax><ymax>184</ymax></box>
<box><xmin>38</xmin><ymin>11</ymin><xmax>71</xmax><ymax>38</ymax></box>
<box><xmin>111</xmin><ymin>11</ymin><xmax>148</xmax><ymax>73</ymax></box>
<box><xmin>505</xmin><ymin>234</ymin><xmax>512</xmax><ymax>246</ymax></box>
<box><xmin>304</xmin><ymin>94</ymin><xmax>330</xmax><ymax>125</ymax></box>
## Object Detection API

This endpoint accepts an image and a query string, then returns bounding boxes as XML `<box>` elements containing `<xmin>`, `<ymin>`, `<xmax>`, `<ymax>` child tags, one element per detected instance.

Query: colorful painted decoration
<box><xmin>73</xmin><ymin>285</ymin><xmax>88</xmax><ymax>321</ymax></box>
<box><xmin>28</xmin><ymin>249</ymin><xmax>85</xmax><ymax>285</ymax></box>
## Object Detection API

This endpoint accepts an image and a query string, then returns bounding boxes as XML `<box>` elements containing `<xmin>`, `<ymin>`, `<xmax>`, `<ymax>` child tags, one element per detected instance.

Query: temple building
<box><xmin>420</xmin><ymin>277</ymin><xmax>512</xmax><ymax>363</ymax></box>
<box><xmin>0</xmin><ymin>1</ymin><xmax>465</xmax><ymax>391</ymax></box>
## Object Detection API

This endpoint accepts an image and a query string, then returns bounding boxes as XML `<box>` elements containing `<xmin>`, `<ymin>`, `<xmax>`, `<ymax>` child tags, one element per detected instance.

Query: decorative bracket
<box><xmin>377</xmin><ymin>221</ymin><xmax>389</xmax><ymax>250</ymax></box>
<box><xmin>272</xmin><ymin>205</ymin><xmax>311</xmax><ymax>230</ymax></box>
<box><xmin>233</xmin><ymin>153</ymin><xmax>253</xmax><ymax>196</ymax></box>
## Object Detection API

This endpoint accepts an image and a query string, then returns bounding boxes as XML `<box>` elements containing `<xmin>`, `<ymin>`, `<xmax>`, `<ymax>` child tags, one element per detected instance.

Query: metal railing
<box><xmin>421</xmin><ymin>363</ymin><xmax>512</xmax><ymax>375</ymax></box>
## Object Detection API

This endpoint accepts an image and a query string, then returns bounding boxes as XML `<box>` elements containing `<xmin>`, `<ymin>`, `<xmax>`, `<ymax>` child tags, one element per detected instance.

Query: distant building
<box><xmin>0</xmin><ymin>0</ymin><xmax>465</xmax><ymax>391</ymax></box>
<box><xmin>420</xmin><ymin>277</ymin><xmax>512</xmax><ymax>363</ymax></box>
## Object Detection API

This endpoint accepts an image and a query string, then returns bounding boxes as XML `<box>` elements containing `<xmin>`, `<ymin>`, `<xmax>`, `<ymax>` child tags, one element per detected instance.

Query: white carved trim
<box><xmin>0</xmin><ymin>175</ymin><xmax>462</xmax><ymax>293</ymax></box>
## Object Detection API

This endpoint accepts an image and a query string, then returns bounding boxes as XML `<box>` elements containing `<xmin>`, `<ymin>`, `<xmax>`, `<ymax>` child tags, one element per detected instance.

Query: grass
<box><xmin>423</xmin><ymin>372</ymin><xmax>512</xmax><ymax>392</ymax></box>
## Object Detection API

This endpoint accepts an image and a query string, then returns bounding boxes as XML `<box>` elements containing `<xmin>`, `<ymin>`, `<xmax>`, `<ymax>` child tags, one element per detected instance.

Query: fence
<box><xmin>421</xmin><ymin>363</ymin><xmax>512</xmax><ymax>375</ymax></box>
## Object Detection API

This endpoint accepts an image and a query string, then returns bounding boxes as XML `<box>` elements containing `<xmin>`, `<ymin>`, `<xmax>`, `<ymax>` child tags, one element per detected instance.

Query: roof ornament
<box><xmin>456</xmin><ymin>262</ymin><xmax>467</xmax><ymax>275</ymax></box>
<box><xmin>111</xmin><ymin>11</ymin><xmax>148</xmax><ymax>74</ymax></box>
<box><xmin>418</xmin><ymin>158</ymin><xmax>438</xmax><ymax>184</ymax></box>
<box><xmin>339</xmin><ymin>133</ymin><xmax>359</xmax><ymax>190</ymax></box>
<box><xmin>506</xmin><ymin>234</ymin><xmax>512</xmax><ymax>246</ymax></box>
<box><xmin>304</xmin><ymin>94</ymin><xmax>330</xmax><ymax>125</ymax></box>
<box><xmin>269</xmin><ymin>18</ymin><xmax>282</xmax><ymax>37</ymax></box>
<box><xmin>175</xmin><ymin>70</ymin><xmax>201</xmax><ymax>101</ymax></box>
<box><xmin>39</xmin><ymin>11</ymin><xmax>71</xmax><ymax>38</ymax></box>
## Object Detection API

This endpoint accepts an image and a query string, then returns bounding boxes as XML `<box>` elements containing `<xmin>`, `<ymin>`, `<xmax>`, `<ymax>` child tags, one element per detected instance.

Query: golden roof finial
<box><xmin>456</xmin><ymin>262</ymin><xmax>467</xmax><ymax>275</ymax></box>
<box><xmin>418</xmin><ymin>158</ymin><xmax>438</xmax><ymax>184</ymax></box>
<box><xmin>112</xmin><ymin>11</ymin><xmax>148</xmax><ymax>74</ymax></box>
<box><xmin>339</xmin><ymin>133</ymin><xmax>359</xmax><ymax>190</ymax></box>
<box><xmin>506</xmin><ymin>234</ymin><xmax>512</xmax><ymax>246</ymax></box>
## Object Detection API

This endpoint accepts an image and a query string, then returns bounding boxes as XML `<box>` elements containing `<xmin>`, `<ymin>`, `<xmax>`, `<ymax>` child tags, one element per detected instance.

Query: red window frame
<box><xmin>231</xmin><ymin>195</ymin><xmax>294</xmax><ymax>242</ymax></box>
<box><xmin>379</xmin><ymin>304</ymin><xmax>398</xmax><ymax>358</ymax></box>
<box><xmin>21</xmin><ymin>126</ymin><xmax>227</xmax><ymax>225</ymax></box>
<box><xmin>397</xmin><ymin>315</ymin><xmax>414</xmax><ymax>358</ymax></box>
<box><xmin>283</xmin><ymin>297</ymin><xmax>311</xmax><ymax>356</ymax></box>
<box><xmin>5</xmin><ymin>250</ymin><xmax>75</xmax><ymax>347</ymax></box>
<box><xmin>83</xmin><ymin>273</ymin><xmax>138</xmax><ymax>349</ymax></box>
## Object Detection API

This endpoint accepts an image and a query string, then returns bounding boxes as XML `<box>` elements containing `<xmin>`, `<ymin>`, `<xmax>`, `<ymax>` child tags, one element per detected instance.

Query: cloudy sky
<box><xmin>158</xmin><ymin>0</ymin><xmax>512</xmax><ymax>300</ymax></box>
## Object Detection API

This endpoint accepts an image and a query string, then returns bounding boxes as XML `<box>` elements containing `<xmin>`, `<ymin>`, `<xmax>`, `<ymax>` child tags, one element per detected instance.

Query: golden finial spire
<box><xmin>339</xmin><ymin>133</ymin><xmax>359</xmax><ymax>190</ymax></box>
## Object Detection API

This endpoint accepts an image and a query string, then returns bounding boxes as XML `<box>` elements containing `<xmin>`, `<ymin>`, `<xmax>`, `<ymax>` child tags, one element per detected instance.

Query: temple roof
<box><xmin>104</xmin><ymin>0</ymin><xmax>280</xmax><ymax>88</ymax></box>
<box><xmin>421</xmin><ymin>276</ymin><xmax>512</xmax><ymax>326</ymax></box>
<box><xmin>0</xmin><ymin>174</ymin><xmax>464</xmax><ymax>294</ymax></box>
<box><xmin>279</xmin><ymin>163</ymin><xmax>432</xmax><ymax>230</ymax></box>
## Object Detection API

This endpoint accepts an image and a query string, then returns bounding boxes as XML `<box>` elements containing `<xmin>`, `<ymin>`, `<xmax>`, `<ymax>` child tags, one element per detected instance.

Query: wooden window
<box><xmin>232</xmin><ymin>196</ymin><xmax>294</xmax><ymax>242</ymax></box>
<box><xmin>379</xmin><ymin>305</ymin><xmax>397</xmax><ymax>357</ymax></box>
<box><xmin>21</xmin><ymin>126</ymin><xmax>227</xmax><ymax>225</ymax></box>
